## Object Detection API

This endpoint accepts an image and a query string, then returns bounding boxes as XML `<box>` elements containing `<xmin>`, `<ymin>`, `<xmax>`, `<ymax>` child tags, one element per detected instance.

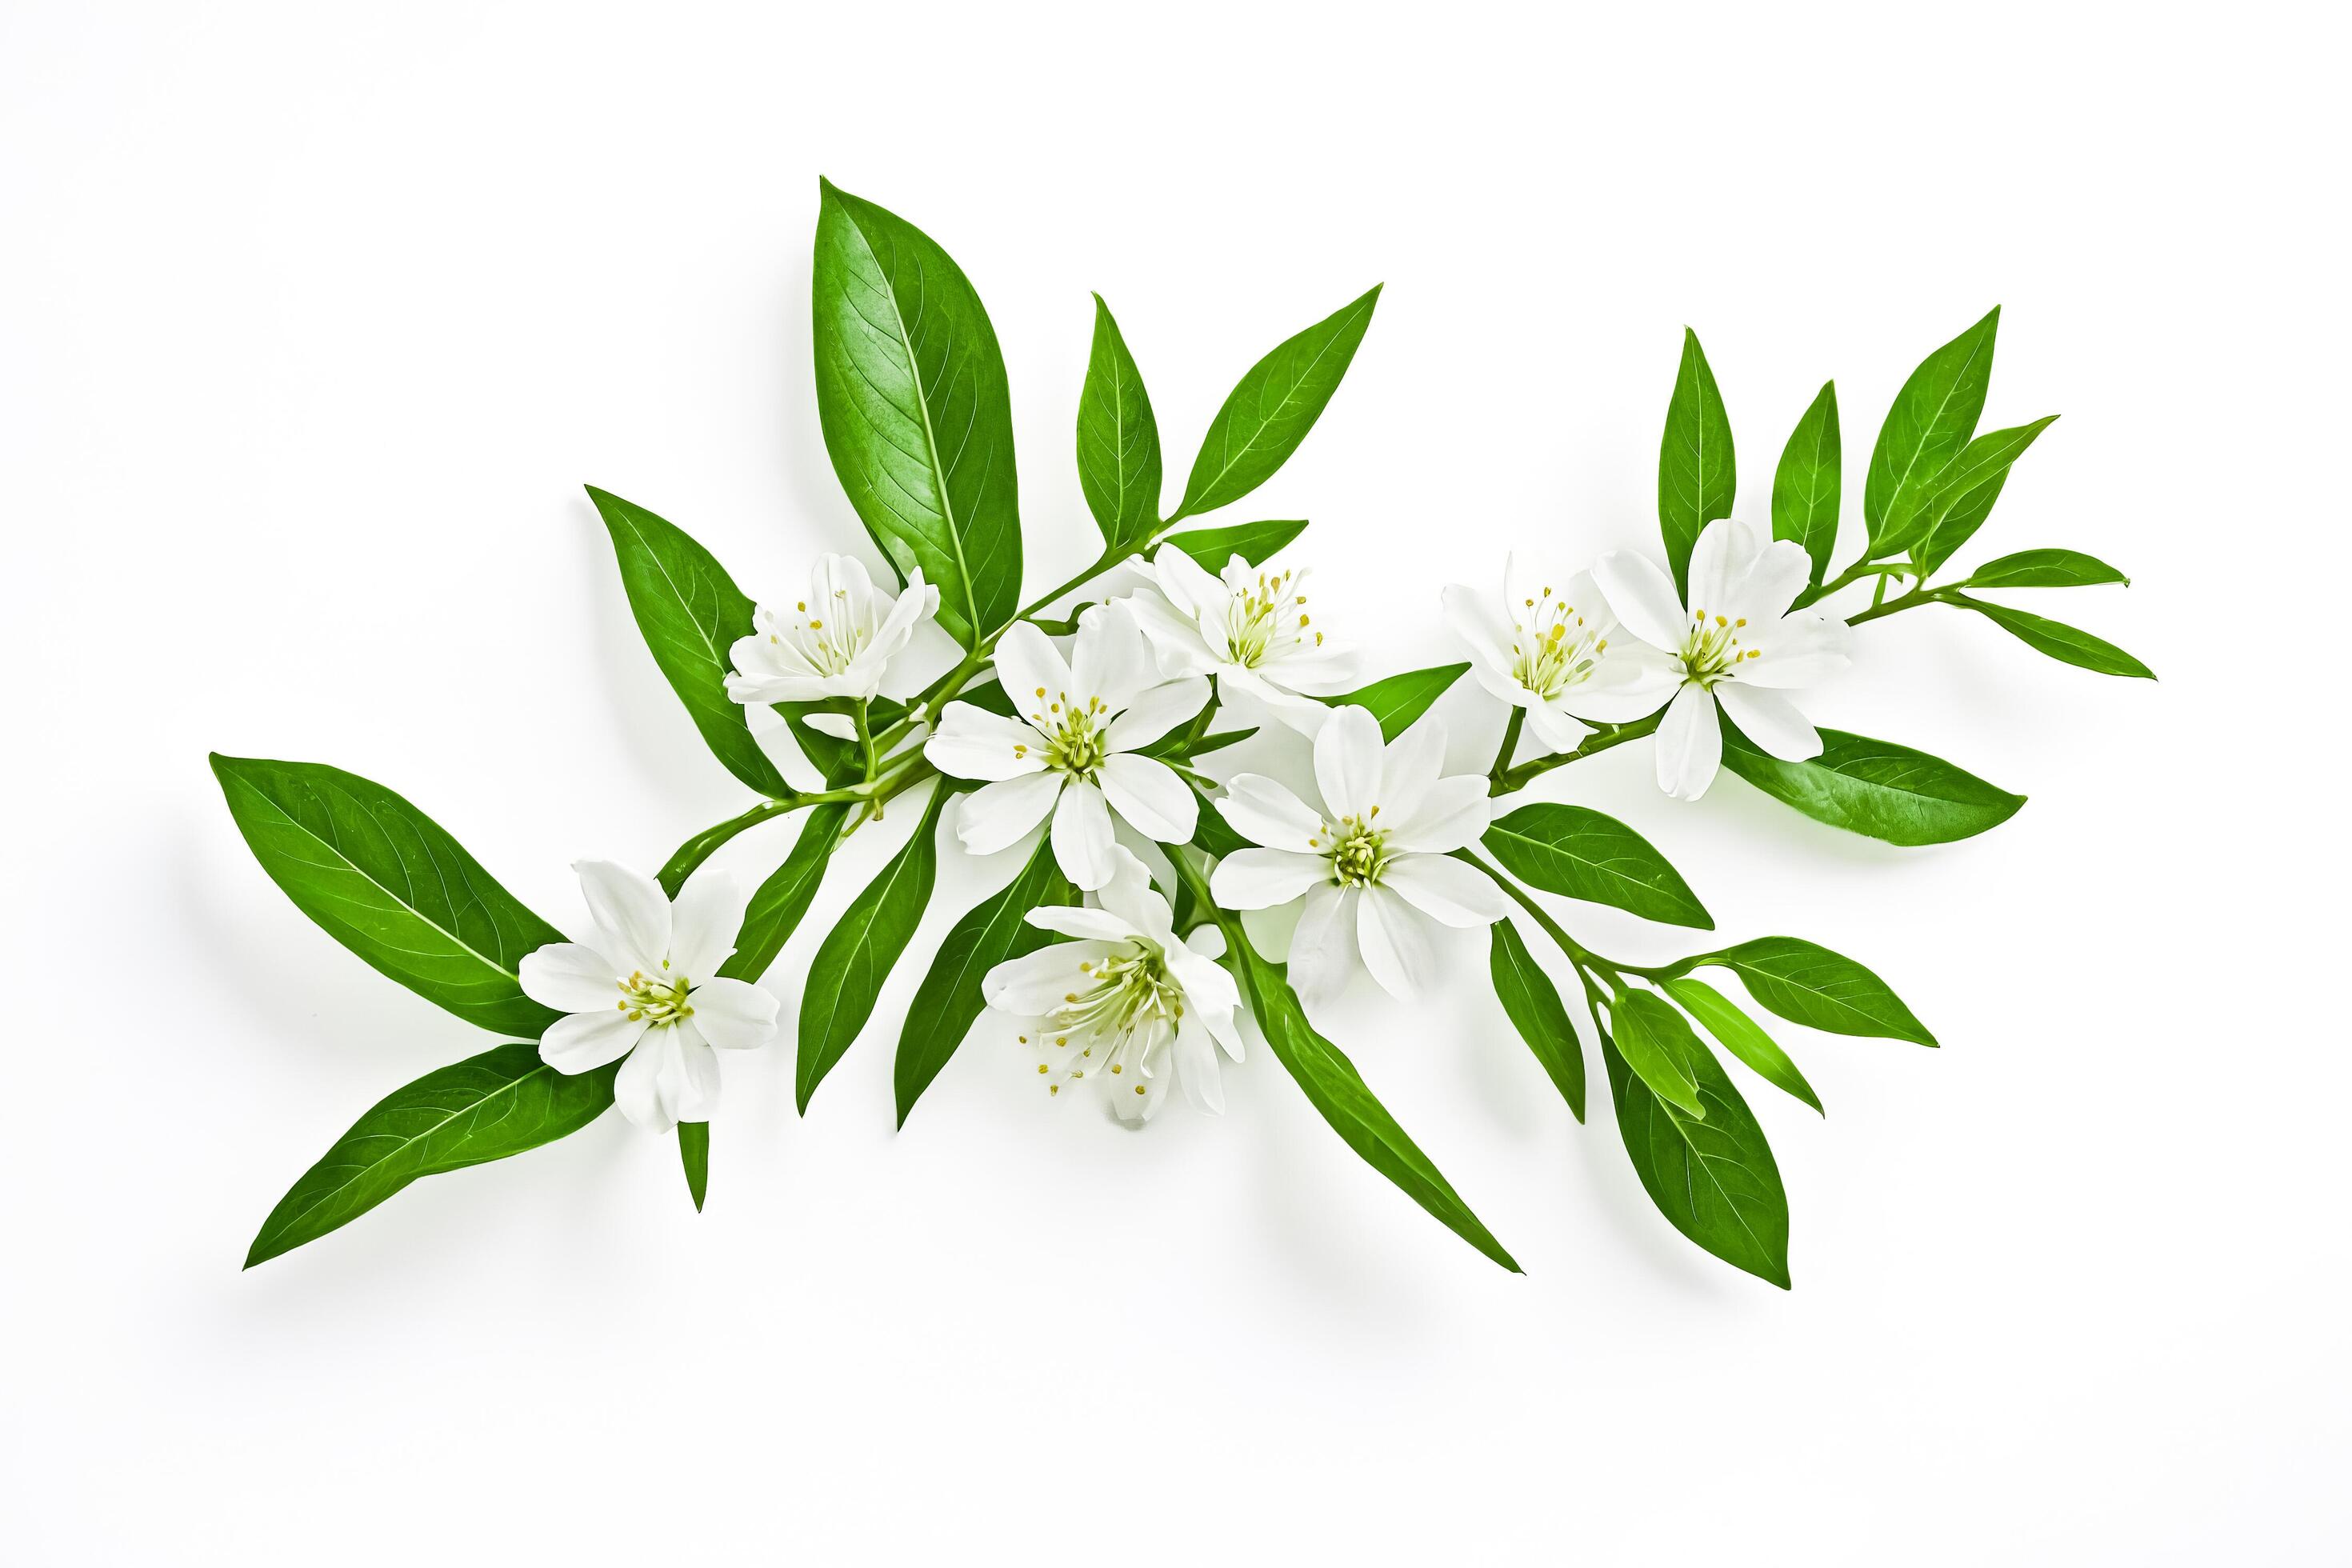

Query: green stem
<box><xmin>654</xmin><ymin>761</ymin><xmax>930</xmax><ymax>895</ymax></box>
<box><xmin>1455</xmin><ymin>848</ymin><xmax>1670</xmax><ymax>986</ymax></box>
<box><xmin>853</xmin><ymin>699</ymin><xmax>878</xmax><ymax>781</ymax></box>
<box><xmin>1845</xmin><ymin>583</ymin><xmax>1955</xmax><ymax>627</ymax></box>
<box><xmin>1488</xmin><ymin>708</ymin><xmax>1526</xmax><ymax>785</ymax></box>
<box><xmin>1491</xmin><ymin>711</ymin><xmax>1664</xmax><ymax>795</ymax></box>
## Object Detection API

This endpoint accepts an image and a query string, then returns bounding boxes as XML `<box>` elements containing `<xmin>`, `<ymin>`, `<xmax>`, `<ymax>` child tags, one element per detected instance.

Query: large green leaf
<box><xmin>1719</xmin><ymin>726</ymin><xmax>2023</xmax><ymax>846</ymax></box>
<box><xmin>1957</xmin><ymin>595</ymin><xmax>2154</xmax><ymax>678</ymax></box>
<box><xmin>1771</xmin><ymin>379</ymin><xmax>1840</xmax><ymax>585</ymax></box>
<box><xmin>1665</xmin><ymin>975</ymin><xmax>1821</xmax><ymax>1114</ymax></box>
<box><xmin>719</xmin><ymin>802</ymin><xmax>851</xmax><ymax>982</ymax></box>
<box><xmin>1171</xmin><ymin>285</ymin><xmax>1380</xmax><ymax>522</ymax></box>
<box><xmin>1232</xmin><ymin>940</ymin><xmax>1519</xmax><ymax>1272</ymax></box>
<box><xmin>1701</xmin><ymin>937</ymin><xmax>1935</xmax><ymax>1046</ymax></box>
<box><xmin>586</xmin><ymin>486</ymin><xmax>790</xmax><ymax>797</ymax></box>
<box><xmin>245</xmin><ymin>1042</ymin><xmax>614</xmax><ymax>1268</ymax></box>
<box><xmin>1076</xmin><ymin>294</ymin><xmax>1163</xmax><ymax>553</ymax></box>
<box><xmin>894</xmin><ymin>835</ymin><xmax>1074</xmax><ymax>1126</ymax></box>
<box><xmin>210</xmin><ymin>755</ymin><xmax>562</xmax><ymax>1036</ymax></box>
<box><xmin>1910</xmin><ymin>414</ymin><xmax>2058</xmax><ymax>572</ymax></box>
<box><xmin>1603</xmin><ymin>1027</ymin><xmax>1791</xmax><ymax>1288</ymax></box>
<box><xmin>796</xmin><ymin>787</ymin><xmax>946</xmax><ymax>1110</ymax></box>
<box><xmin>811</xmin><ymin>179</ymin><xmax>1021</xmax><ymax>646</ymax></box>
<box><xmin>1480</xmin><ymin>805</ymin><xmax>1713</xmax><ymax>929</ymax></box>
<box><xmin>1963</xmin><ymin>548</ymin><xmax>2130</xmax><ymax>590</ymax></box>
<box><xmin>1608</xmin><ymin>989</ymin><xmax>1706</xmax><ymax>1118</ymax></box>
<box><xmin>1488</xmin><ymin>920</ymin><xmax>1584</xmax><ymax>1120</ymax></box>
<box><xmin>1319</xmin><ymin>663</ymin><xmax>1468</xmax><ymax>741</ymax></box>
<box><xmin>1658</xmin><ymin>327</ymin><xmax>1736</xmax><ymax>594</ymax></box>
<box><xmin>1866</xmin><ymin>306</ymin><xmax>1998</xmax><ymax>553</ymax></box>
<box><xmin>1164</xmin><ymin>517</ymin><xmax>1307</xmax><ymax>570</ymax></box>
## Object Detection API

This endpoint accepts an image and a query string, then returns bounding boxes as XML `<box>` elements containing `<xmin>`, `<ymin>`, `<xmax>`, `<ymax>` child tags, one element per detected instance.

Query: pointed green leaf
<box><xmin>894</xmin><ymin>835</ymin><xmax>1075</xmax><ymax>1125</ymax></box>
<box><xmin>1190</xmin><ymin>784</ymin><xmax>1255</xmax><ymax>858</ymax></box>
<box><xmin>1172</xmin><ymin>285</ymin><xmax>1380</xmax><ymax>522</ymax></box>
<box><xmin>1609</xmin><ymin>990</ymin><xmax>1707</xmax><ymax>1117</ymax></box>
<box><xmin>1658</xmin><ymin>327</ymin><xmax>1736</xmax><ymax>594</ymax></box>
<box><xmin>811</xmin><ymin>179</ymin><xmax>1021</xmax><ymax>646</ymax></box>
<box><xmin>1076</xmin><ymin>294</ymin><xmax>1163</xmax><ymax>552</ymax></box>
<box><xmin>1481</xmin><ymin>804</ymin><xmax>1713</xmax><ymax>929</ymax></box>
<box><xmin>586</xmin><ymin>486</ymin><xmax>790</xmax><ymax>797</ymax></box>
<box><xmin>1719</xmin><ymin>726</ymin><xmax>2024</xmax><ymax>846</ymax></box>
<box><xmin>1319</xmin><ymin>663</ymin><xmax>1469</xmax><ymax>741</ymax></box>
<box><xmin>1957</xmin><ymin>594</ymin><xmax>2154</xmax><ymax>678</ymax></box>
<box><xmin>1771</xmin><ymin>380</ymin><xmax>1841</xmax><ymax>585</ymax></box>
<box><xmin>1963</xmin><ymin>549</ymin><xmax>2130</xmax><ymax>590</ymax></box>
<box><xmin>1867</xmin><ymin>306</ymin><xmax>1999</xmax><ymax>553</ymax></box>
<box><xmin>1164</xmin><ymin>517</ymin><xmax>1307</xmax><ymax>570</ymax></box>
<box><xmin>245</xmin><ymin>1042</ymin><xmax>614</xmax><ymax>1268</ymax></box>
<box><xmin>1489</xmin><ymin>921</ymin><xmax>1584</xmax><ymax>1120</ymax></box>
<box><xmin>719</xmin><ymin>802</ymin><xmax>851</xmax><ymax>982</ymax></box>
<box><xmin>797</xmin><ymin>788</ymin><xmax>946</xmax><ymax>1110</ymax></box>
<box><xmin>210</xmin><ymin>755</ymin><xmax>562</xmax><ymax>1036</ymax></box>
<box><xmin>678</xmin><ymin>1121</ymin><xmax>710</xmax><ymax>1212</ymax></box>
<box><xmin>1665</xmin><ymin>976</ymin><xmax>1821</xmax><ymax>1114</ymax></box>
<box><xmin>1911</xmin><ymin>414</ymin><xmax>2058</xmax><ymax>572</ymax></box>
<box><xmin>1603</xmin><ymin>1026</ymin><xmax>1791</xmax><ymax>1288</ymax></box>
<box><xmin>1702</xmin><ymin>937</ymin><xmax>1935</xmax><ymax>1045</ymax></box>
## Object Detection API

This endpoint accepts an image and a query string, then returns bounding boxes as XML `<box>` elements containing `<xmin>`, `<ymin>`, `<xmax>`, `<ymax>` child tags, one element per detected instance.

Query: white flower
<box><xmin>924</xmin><ymin>602</ymin><xmax>1210</xmax><ymax>891</ymax></box>
<box><xmin>1442</xmin><ymin>557</ymin><xmax>1678</xmax><ymax>753</ymax></box>
<box><xmin>1208</xmin><ymin>705</ymin><xmax>1510</xmax><ymax>1014</ymax></box>
<box><xmin>982</xmin><ymin>847</ymin><xmax>1244</xmax><ymax>1122</ymax></box>
<box><xmin>726</xmin><ymin>554</ymin><xmax>939</xmax><ymax>706</ymax></box>
<box><xmin>518</xmin><ymin>862</ymin><xmax>779</xmax><ymax>1133</ymax></box>
<box><xmin>1122</xmin><ymin>548</ymin><xmax>1358</xmax><ymax>734</ymax></box>
<box><xmin>1593</xmin><ymin>516</ymin><xmax>1852</xmax><ymax>802</ymax></box>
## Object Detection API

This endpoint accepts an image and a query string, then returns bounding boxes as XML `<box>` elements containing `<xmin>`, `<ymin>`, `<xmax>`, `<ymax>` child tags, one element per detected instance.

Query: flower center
<box><xmin>1509</xmin><ymin>583</ymin><xmax>1608</xmax><ymax>698</ymax></box>
<box><xmin>1222</xmin><ymin>568</ymin><xmax>1320</xmax><ymax>668</ymax></box>
<box><xmin>1056</xmin><ymin>944</ymin><xmax>1183</xmax><ymax>1039</ymax></box>
<box><xmin>1678</xmin><ymin>606</ymin><xmax>1761</xmax><ymax>687</ymax></box>
<box><xmin>616</xmin><ymin>965</ymin><xmax>694</xmax><ymax>1026</ymax></box>
<box><xmin>1315</xmin><ymin>810</ymin><xmax>1390</xmax><ymax>887</ymax></box>
<box><xmin>1031</xmin><ymin>690</ymin><xmax>1110</xmax><ymax>780</ymax></box>
<box><xmin>770</xmin><ymin>588</ymin><xmax>873</xmax><ymax>675</ymax></box>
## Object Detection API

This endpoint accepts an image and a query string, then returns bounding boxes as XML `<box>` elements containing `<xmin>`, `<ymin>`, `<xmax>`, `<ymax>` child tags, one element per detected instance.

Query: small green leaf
<box><xmin>1957</xmin><ymin>595</ymin><xmax>2154</xmax><ymax>678</ymax></box>
<box><xmin>1910</xmin><ymin>414</ymin><xmax>2058</xmax><ymax>571</ymax></box>
<box><xmin>678</xmin><ymin>1122</ymin><xmax>710</xmax><ymax>1212</ymax></box>
<box><xmin>894</xmin><ymin>836</ymin><xmax>1075</xmax><ymax>1126</ymax></box>
<box><xmin>719</xmin><ymin>802</ymin><xmax>851</xmax><ymax>982</ymax></box>
<box><xmin>1319</xmin><ymin>663</ymin><xmax>1469</xmax><ymax>741</ymax></box>
<box><xmin>1609</xmin><ymin>990</ymin><xmax>1707</xmax><ymax>1118</ymax></box>
<box><xmin>1162</xmin><ymin>518</ymin><xmax>1307</xmax><ymax>570</ymax></box>
<box><xmin>210</xmin><ymin>755</ymin><xmax>562</xmax><ymax>1036</ymax></box>
<box><xmin>1603</xmin><ymin>1027</ymin><xmax>1791</xmax><ymax>1288</ymax></box>
<box><xmin>1658</xmin><ymin>327</ymin><xmax>1737</xmax><ymax>594</ymax></box>
<box><xmin>1867</xmin><ymin>306</ymin><xmax>1999</xmax><ymax>554</ymax></box>
<box><xmin>1771</xmin><ymin>379</ymin><xmax>1841</xmax><ymax>585</ymax></box>
<box><xmin>1489</xmin><ymin>922</ymin><xmax>1584</xmax><ymax>1120</ymax></box>
<box><xmin>1665</xmin><ymin>976</ymin><xmax>1821</xmax><ymax>1114</ymax></box>
<box><xmin>1702</xmin><ymin>937</ymin><xmax>1935</xmax><ymax>1046</ymax></box>
<box><xmin>811</xmin><ymin>179</ymin><xmax>1021</xmax><ymax>646</ymax></box>
<box><xmin>1481</xmin><ymin>805</ymin><xmax>1713</xmax><ymax>929</ymax></box>
<box><xmin>797</xmin><ymin>788</ymin><xmax>946</xmax><ymax>1111</ymax></box>
<box><xmin>586</xmin><ymin>486</ymin><xmax>790</xmax><ymax>797</ymax></box>
<box><xmin>245</xmin><ymin>1042</ymin><xmax>614</xmax><ymax>1268</ymax></box>
<box><xmin>1231</xmin><ymin>938</ymin><xmax>1520</xmax><ymax>1272</ymax></box>
<box><xmin>1172</xmin><ymin>285</ymin><xmax>1380</xmax><ymax>522</ymax></box>
<box><xmin>1719</xmin><ymin>726</ymin><xmax>2024</xmax><ymax>846</ymax></box>
<box><xmin>1190</xmin><ymin>784</ymin><xmax>1255</xmax><ymax>858</ymax></box>
<box><xmin>1963</xmin><ymin>549</ymin><xmax>2130</xmax><ymax>590</ymax></box>
<box><xmin>1076</xmin><ymin>294</ymin><xmax>1164</xmax><ymax>553</ymax></box>
<box><xmin>1142</xmin><ymin>726</ymin><xmax>1257</xmax><ymax>761</ymax></box>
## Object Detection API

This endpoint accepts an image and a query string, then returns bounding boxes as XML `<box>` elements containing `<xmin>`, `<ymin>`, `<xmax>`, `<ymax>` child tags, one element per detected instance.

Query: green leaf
<box><xmin>678</xmin><ymin>1121</ymin><xmax>710</xmax><ymax>1212</ymax></box>
<box><xmin>1658</xmin><ymin>327</ymin><xmax>1736</xmax><ymax>595</ymax></box>
<box><xmin>1910</xmin><ymin>414</ymin><xmax>2058</xmax><ymax>572</ymax></box>
<box><xmin>210</xmin><ymin>755</ymin><xmax>562</xmax><ymax>1036</ymax></box>
<box><xmin>1480</xmin><ymin>805</ymin><xmax>1713</xmax><ymax>929</ymax></box>
<box><xmin>1319</xmin><ymin>663</ymin><xmax>1468</xmax><ymax>741</ymax></box>
<box><xmin>1190</xmin><ymin>782</ymin><xmax>1255</xmax><ymax>858</ymax></box>
<box><xmin>245</xmin><ymin>1042</ymin><xmax>614</xmax><ymax>1268</ymax></box>
<box><xmin>1172</xmin><ymin>285</ymin><xmax>1380</xmax><ymax>522</ymax></box>
<box><xmin>1866</xmin><ymin>306</ymin><xmax>1999</xmax><ymax>554</ymax></box>
<box><xmin>1718</xmin><ymin>726</ymin><xmax>2024</xmax><ymax>846</ymax></box>
<box><xmin>1231</xmin><ymin>939</ymin><xmax>1520</xmax><ymax>1272</ymax></box>
<box><xmin>796</xmin><ymin>787</ymin><xmax>946</xmax><ymax>1111</ymax></box>
<box><xmin>1602</xmin><ymin>1026</ymin><xmax>1791</xmax><ymax>1288</ymax></box>
<box><xmin>1608</xmin><ymin>989</ymin><xmax>1707</xmax><ymax>1118</ymax></box>
<box><xmin>894</xmin><ymin>835</ymin><xmax>1075</xmax><ymax>1126</ymax></box>
<box><xmin>1142</xmin><ymin>725</ymin><xmax>1257</xmax><ymax>761</ymax></box>
<box><xmin>1957</xmin><ymin>594</ymin><xmax>2155</xmax><ymax>678</ymax></box>
<box><xmin>1489</xmin><ymin>921</ymin><xmax>1584</xmax><ymax>1120</ymax></box>
<box><xmin>1076</xmin><ymin>294</ymin><xmax>1163</xmax><ymax>553</ymax></box>
<box><xmin>586</xmin><ymin>486</ymin><xmax>790</xmax><ymax>797</ymax></box>
<box><xmin>811</xmin><ymin>179</ymin><xmax>1021</xmax><ymax>646</ymax></box>
<box><xmin>1163</xmin><ymin>517</ymin><xmax>1307</xmax><ymax>570</ymax></box>
<box><xmin>719</xmin><ymin>802</ymin><xmax>851</xmax><ymax>982</ymax></box>
<box><xmin>1963</xmin><ymin>548</ymin><xmax>2130</xmax><ymax>590</ymax></box>
<box><xmin>1702</xmin><ymin>937</ymin><xmax>1935</xmax><ymax>1046</ymax></box>
<box><xmin>1771</xmin><ymin>380</ymin><xmax>1841</xmax><ymax>585</ymax></box>
<box><xmin>1664</xmin><ymin>976</ymin><xmax>1821</xmax><ymax>1114</ymax></box>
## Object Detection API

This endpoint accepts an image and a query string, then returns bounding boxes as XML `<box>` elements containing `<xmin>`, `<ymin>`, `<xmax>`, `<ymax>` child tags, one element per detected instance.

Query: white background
<box><xmin>4</xmin><ymin>2</ymin><xmax>2344</xmax><ymax>1562</ymax></box>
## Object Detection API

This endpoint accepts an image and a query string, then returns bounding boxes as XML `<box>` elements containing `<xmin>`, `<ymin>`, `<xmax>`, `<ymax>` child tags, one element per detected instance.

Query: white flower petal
<box><xmin>1656</xmin><ymin>682</ymin><xmax>1724</xmax><ymax>800</ymax></box>
<box><xmin>1071</xmin><ymin>602</ymin><xmax>1155</xmax><ymax>711</ymax></box>
<box><xmin>1210</xmin><ymin>849</ymin><xmax>1331</xmax><ymax>910</ymax></box>
<box><xmin>1686</xmin><ymin>517</ymin><xmax>1759</xmax><ymax>618</ymax></box>
<box><xmin>1715</xmin><ymin>682</ymin><xmax>1824</xmax><ymax>761</ymax></box>
<box><xmin>1313</xmin><ymin>704</ymin><xmax>1385</xmax><ymax>819</ymax></box>
<box><xmin>1216</xmin><ymin>774</ymin><xmax>1325</xmax><ymax>851</ymax></box>
<box><xmin>519</xmin><ymin>942</ymin><xmax>622</xmax><ymax>1014</ymax></box>
<box><xmin>667</xmin><ymin>870</ymin><xmax>750</xmax><ymax>978</ymax></box>
<box><xmin>1152</xmin><ymin>546</ymin><xmax>1227</xmax><ymax>627</ymax></box>
<box><xmin>1377</xmin><ymin>718</ymin><xmax>1446</xmax><ymax>822</ymax></box>
<box><xmin>1122</xmin><ymin>588</ymin><xmax>1220</xmax><ymax>677</ymax></box>
<box><xmin>1097</xmin><ymin>754</ymin><xmax>1196</xmax><ymax>843</ymax></box>
<box><xmin>927</xmin><ymin>703</ymin><xmax>1049</xmax><ymax>782</ymax></box>
<box><xmin>686</xmin><ymin>977</ymin><xmax>778</xmax><ymax>1050</ymax></box>
<box><xmin>1525</xmin><ymin>702</ymin><xmax>1591</xmax><ymax>753</ymax></box>
<box><xmin>1258</xmin><ymin>644</ymin><xmax>1359</xmax><ymax>695</ymax></box>
<box><xmin>1734</xmin><ymin>538</ymin><xmax>1813</xmax><ymax>622</ymax></box>
<box><xmin>1172</xmin><ymin>1016</ymin><xmax>1225</xmax><ymax>1114</ymax></box>
<box><xmin>1027</xmin><ymin>905</ymin><xmax>1143</xmax><ymax>942</ymax></box>
<box><xmin>539</xmin><ymin>1007</ymin><xmax>646</xmax><ymax>1073</ymax></box>
<box><xmin>993</xmin><ymin>621</ymin><xmax>1075</xmax><ymax>721</ymax></box>
<box><xmin>1051</xmin><ymin>781</ymin><xmax>1118</xmax><ymax>890</ymax></box>
<box><xmin>1554</xmin><ymin>645</ymin><xmax>1682</xmax><ymax>721</ymax></box>
<box><xmin>1740</xmin><ymin>613</ymin><xmax>1851</xmax><ymax>689</ymax></box>
<box><xmin>574</xmin><ymin>860</ymin><xmax>671</xmax><ymax>975</ymax></box>
<box><xmin>1103</xmin><ymin>677</ymin><xmax>1211</xmax><ymax>753</ymax></box>
<box><xmin>957</xmin><ymin>771</ymin><xmax>1064</xmax><ymax>855</ymax></box>
<box><xmin>984</xmin><ymin>941</ymin><xmax>1118</xmax><ymax>1013</ymax></box>
<box><xmin>1442</xmin><ymin>580</ymin><xmax>1516</xmax><ymax>679</ymax></box>
<box><xmin>612</xmin><ymin>1029</ymin><xmax>671</xmax><ymax>1130</ymax></box>
<box><xmin>1382</xmin><ymin>854</ymin><xmax>1510</xmax><ymax>927</ymax></box>
<box><xmin>1592</xmin><ymin>550</ymin><xmax>1690</xmax><ymax>652</ymax></box>
<box><xmin>802</xmin><ymin>710</ymin><xmax>860</xmax><ymax>740</ymax></box>
<box><xmin>1383</xmin><ymin>774</ymin><xmax>1491</xmax><ymax>854</ymax></box>
<box><xmin>1234</xmin><ymin>672</ymin><xmax>1338</xmax><ymax>736</ymax></box>
<box><xmin>1285</xmin><ymin>882</ymin><xmax>1357</xmax><ymax>1016</ymax></box>
<box><xmin>1090</xmin><ymin>844</ymin><xmax>1171</xmax><ymax>940</ymax></box>
<box><xmin>1356</xmin><ymin>886</ymin><xmax>1438</xmax><ymax>999</ymax></box>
